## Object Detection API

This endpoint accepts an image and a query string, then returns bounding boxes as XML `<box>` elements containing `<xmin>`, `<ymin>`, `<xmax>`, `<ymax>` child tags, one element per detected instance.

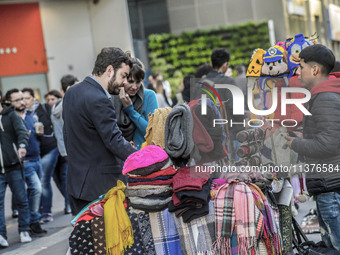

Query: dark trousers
<box><xmin>68</xmin><ymin>195</ymin><xmax>91</xmax><ymax>216</ymax></box>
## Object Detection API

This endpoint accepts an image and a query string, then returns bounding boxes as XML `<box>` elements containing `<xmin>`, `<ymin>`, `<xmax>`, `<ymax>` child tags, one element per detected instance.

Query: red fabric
<box><xmin>0</xmin><ymin>3</ymin><xmax>48</xmax><ymax>76</ymax></box>
<box><xmin>172</xmin><ymin>167</ymin><xmax>210</xmax><ymax>193</ymax></box>
<box><xmin>74</xmin><ymin>213</ymin><xmax>96</xmax><ymax>228</ymax></box>
<box><xmin>189</xmin><ymin>101</ymin><xmax>214</xmax><ymax>152</ymax></box>
<box><xmin>127</xmin><ymin>166</ymin><xmax>176</xmax><ymax>179</ymax></box>
<box><xmin>330</xmin><ymin>72</ymin><xmax>340</xmax><ymax>79</ymax></box>
<box><xmin>127</xmin><ymin>179</ymin><xmax>173</xmax><ymax>186</ymax></box>
<box><xmin>310</xmin><ymin>78</ymin><xmax>340</xmax><ymax>96</ymax></box>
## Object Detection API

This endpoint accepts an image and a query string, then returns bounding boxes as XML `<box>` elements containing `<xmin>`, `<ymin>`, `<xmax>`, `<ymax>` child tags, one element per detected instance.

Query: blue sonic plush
<box><xmin>285</xmin><ymin>33</ymin><xmax>312</xmax><ymax>77</ymax></box>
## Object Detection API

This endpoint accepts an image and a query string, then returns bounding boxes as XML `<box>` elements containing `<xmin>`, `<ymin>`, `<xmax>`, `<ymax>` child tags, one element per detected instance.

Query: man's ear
<box><xmin>312</xmin><ymin>64</ymin><xmax>320</xmax><ymax>76</ymax></box>
<box><xmin>106</xmin><ymin>65</ymin><xmax>115</xmax><ymax>78</ymax></box>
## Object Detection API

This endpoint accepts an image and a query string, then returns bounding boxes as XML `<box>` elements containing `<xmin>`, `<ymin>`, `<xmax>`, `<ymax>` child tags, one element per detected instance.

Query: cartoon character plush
<box><xmin>285</xmin><ymin>33</ymin><xmax>312</xmax><ymax>77</ymax></box>
<box><xmin>246</xmin><ymin>48</ymin><xmax>266</xmax><ymax>77</ymax></box>
<box><xmin>261</xmin><ymin>45</ymin><xmax>289</xmax><ymax>77</ymax></box>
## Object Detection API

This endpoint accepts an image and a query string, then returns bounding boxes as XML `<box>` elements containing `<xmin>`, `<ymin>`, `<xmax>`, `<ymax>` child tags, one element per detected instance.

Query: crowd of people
<box><xmin>0</xmin><ymin>75</ymin><xmax>78</xmax><ymax>247</ymax></box>
<box><xmin>0</xmin><ymin>41</ymin><xmax>339</xmax><ymax>254</ymax></box>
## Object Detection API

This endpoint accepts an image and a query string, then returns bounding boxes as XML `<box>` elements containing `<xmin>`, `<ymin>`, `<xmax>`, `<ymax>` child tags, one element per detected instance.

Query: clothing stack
<box><xmin>168</xmin><ymin>166</ymin><xmax>211</xmax><ymax>223</ymax></box>
<box><xmin>123</xmin><ymin>145</ymin><xmax>176</xmax><ymax>212</ymax></box>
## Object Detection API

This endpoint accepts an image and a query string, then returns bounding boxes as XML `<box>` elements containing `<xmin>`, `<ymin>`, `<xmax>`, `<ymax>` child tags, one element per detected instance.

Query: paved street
<box><xmin>2</xmin><ymin>182</ymin><xmax>72</xmax><ymax>255</ymax></box>
<box><xmin>1</xmin><ymin>182</ymin><xmax>321</xmax><ymax>254</ymax></box>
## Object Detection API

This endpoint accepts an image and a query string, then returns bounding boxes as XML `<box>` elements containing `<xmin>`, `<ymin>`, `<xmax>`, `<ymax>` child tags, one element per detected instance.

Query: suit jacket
<box><xmin>63</xmin><ymin>76</ymin><xmax>136</xmax><ymax>201</ymax></box>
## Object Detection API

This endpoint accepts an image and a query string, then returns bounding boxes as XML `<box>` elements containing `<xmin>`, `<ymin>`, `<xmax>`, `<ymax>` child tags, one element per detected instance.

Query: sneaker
<box><xmin>0</xmin><ymin>235</ymin><xmax>9</xmax><ymax>248</ymax></box>
<box><xmin>12</xmin><ymin>210</ymin><xmax>19</xmax><ymax>219</ymax></box>
<box><xmin>30</xmin><ymin>222</ymin><xmax>47</xmax><ymax>235</ymax></box>
<box><xmin>20</xmin><ymin>231</ymin><xmax>32</xmax><ymax>243</ymax></box>
<box><xmin>40</xmin><ymin>213</ymin><xmax>53</xmax><ymax>224</ymax></box>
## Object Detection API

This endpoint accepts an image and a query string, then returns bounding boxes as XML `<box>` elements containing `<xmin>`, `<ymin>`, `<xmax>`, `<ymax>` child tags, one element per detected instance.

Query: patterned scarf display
<box><xmin>214</xmin><ymin>181</ymin><xmax>258</xmax><ymax>255</ymax></box>
<box><xmin>149</xmin><ymin>208</ymin><xmax>183</xmax><ymax>255</ymax></box>
<box><xmin>173</xmin><ymin>202</ymin><xmax>215</xmax><ymax>255</ymax></box>
<box><xmin>249</xmin><ymin>183</ymin><xmax>282</xmax><ymax>255</ymax></box>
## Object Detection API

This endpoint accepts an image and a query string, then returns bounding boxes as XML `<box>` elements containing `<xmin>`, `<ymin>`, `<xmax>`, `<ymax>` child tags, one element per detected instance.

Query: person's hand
<box><xmin>37</xmin><ymin>125</ymin><xmax>44</xmax><ymax>136</ymax></box>
<box><xmin>284</xmin><ymin>136</ymin><xmax>295</xmax><ymax>149</ymax></box>
<box><xmin>292</xmin><ymin>131</ymin><xmax>303</xmax><ymax>139</ymax></box>
<box><xmin>18</xmin><ymin>148</ymin><xmax>27</xmax><ymax>159</ymax></box>
<box><xmin>119</xmin><ymin>87</ymin><xmax>132</xmax><ymax>107</ymax></box>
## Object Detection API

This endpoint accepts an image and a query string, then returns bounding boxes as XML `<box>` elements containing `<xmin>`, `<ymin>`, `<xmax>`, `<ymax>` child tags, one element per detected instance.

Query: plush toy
<box><xmin>261</xmin><ymin>45</ymin><xmax>289</xmax><ymax>77</ymax></box>
<box><xmin>259</xmin><ymin>45</ymin><xmax>289</xmax><ymax>110</ymax></box>
<box><xmin>246</xmin><ymin>48</ymin><xmax>266</xmax><ymax>77</ymax></box>
<box><xmin>285</xmin><ymin>33</ymin><xmax>312</xmax><ymax>77</ymax></box>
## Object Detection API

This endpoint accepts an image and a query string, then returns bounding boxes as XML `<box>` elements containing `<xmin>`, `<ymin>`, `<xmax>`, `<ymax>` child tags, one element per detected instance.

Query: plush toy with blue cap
<box><xmin>261</xmin><ymin>45</ymin><xmax>289</xmax><ymax>77</ymax></box>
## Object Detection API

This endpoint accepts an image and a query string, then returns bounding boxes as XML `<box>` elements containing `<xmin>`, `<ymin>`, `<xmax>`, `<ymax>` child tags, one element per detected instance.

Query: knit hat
<box><xmin>122</xmin><ymin>145</ymin><xmax>168</xmax><ymax>175</ymax></box>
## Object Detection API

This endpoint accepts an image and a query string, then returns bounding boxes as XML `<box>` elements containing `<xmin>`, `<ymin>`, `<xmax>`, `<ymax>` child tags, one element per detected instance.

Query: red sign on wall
<box><xmin>0</xmin><ymin>3</ymin><xmax>48</xmax><ymax>77</ymax></box>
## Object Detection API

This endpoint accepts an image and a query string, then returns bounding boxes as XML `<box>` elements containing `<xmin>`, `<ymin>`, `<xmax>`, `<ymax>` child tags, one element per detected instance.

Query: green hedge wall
<box><xmin>148</xmin><ymin>21</ymin><xmax>271</xmax><ymax>94</ymax></box>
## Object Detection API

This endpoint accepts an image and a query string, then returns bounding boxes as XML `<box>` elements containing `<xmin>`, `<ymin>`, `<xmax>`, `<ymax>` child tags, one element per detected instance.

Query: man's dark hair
<box><xmin>195</xmin><ymin>63</ymin><xmax>213</xmax><ymax>78</ymax></box>
<box><xmin>235</xmin><ymin>65</ymin><xmax>245</xmax><ymax>75</ymax></box>
<box><xmin>5</xmin><ymin>88</ymin><xmax>20</xmax><ymax>102</ymax></box>
<box><xmin>331</xmin><ymin>61</ymin><xmax>340</xmax><ymax>73</ymax></box>
<box><xmin>47</xmin><ymin>90</ymin><xmax>62</xmax><ymax>99</ymax></box>
<box><xmin>211</xmin><ymin>48</ymin><xmax>230</xmax><ymax>69</ymax></box>
<box><xmin>92</xmin><ymin>47</ymin><xmax>132</xmax><ymax>76</ymax></box>
<box><xmin>129</xmin><ymin>58</ymin><xmax>145</xmax><ymax>83</ymax></box>
<box><xmin>22</xmin><ymin>88</ymin><xmax>35</xmax><ymax>98</ymax></box>
<box><xmin>183</xmin><ymin>74</ymin><xmax>194</xmax><ymax>90</ymax></box>
<box><xmin>61</xmin><ymin>74</ymin><xmax>78</xmax><ymax>93</ymax></box>
<box><xmin>151</xmin><ymin>72</ymin><xmax>161</xmax><ymax>80</ymax></box>
<box><xmin>299</xmin><ymin>44</ymin><xmax>335</xmax><ymax>75</ymax></box>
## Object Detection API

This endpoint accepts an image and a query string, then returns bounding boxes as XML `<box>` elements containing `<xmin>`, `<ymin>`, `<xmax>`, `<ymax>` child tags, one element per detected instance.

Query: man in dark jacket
<box><xmin>285</xmin><ymin>44</ymin><xmax>340</xmax><ymax>251</ymax></box>
<box><xmin>0</xmin><ymin>89</ymin><xmax>32</xmax><ymax>247</ymax></box>
<box><xmin>63</xmin><ymin>47</ymin><xmax>137</xmax><ymax>214</ymax></box>
<box><xmin>5</xmin><ymin>89</ymin><xmax>47</xmax><ymax>235</ymax></box>
<box><xmin>194</xmin><ymin>48</ymin><xmax>244</xmax><ymax>161</ymax></box>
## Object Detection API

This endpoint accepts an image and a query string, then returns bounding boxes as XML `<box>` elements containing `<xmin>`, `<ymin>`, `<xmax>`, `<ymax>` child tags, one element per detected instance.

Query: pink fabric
<box><xmin>123</xmin><ymin>145</ymin><xmax>169</xmax><ymax>175</ymax></box>
<box><xmin>90</xmin><ymin>203</ymin><xmax>104</xmax><ymax>217</ymax></box>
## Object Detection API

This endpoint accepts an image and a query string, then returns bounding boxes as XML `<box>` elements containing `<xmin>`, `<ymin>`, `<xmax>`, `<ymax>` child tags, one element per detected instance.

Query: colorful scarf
<box><xmin>249</xmin><ymin>183</ymin><xmax>282</xmax><ymax>255</ymax></box>
<box><xmin>149</xmin><ymin>208</ymin><xmax>183</xmax><ymax>255</ymax></box>
<box><xmin>233</xmin><ymin>182</ymin><xmax>256</xmax><ymax>254</ymax></box>
<box><xmin>104</xmin><ymin>180</ymin><xmax>133</xmax><ymax>255</ymax></box>
<box><xmin>214</xmin><ymin>181</ymin><xmax>258</xmax><ymax>255</ymax></box>
<box><xmin>173</xmin><ymin>202</ymin><xmax>215</xmax><ymax>255</ymax></box>
<box><xmin>214</xmin><ymin>181</ymin><xmax>235</xmax><ymax>255</ymax></box>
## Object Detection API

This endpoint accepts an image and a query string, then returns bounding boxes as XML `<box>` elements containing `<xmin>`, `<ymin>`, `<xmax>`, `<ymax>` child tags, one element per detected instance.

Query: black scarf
<box><xmin>111</xmin><ymin>85</ymin><xmax>144</xmax><ymax>141</ymax></box>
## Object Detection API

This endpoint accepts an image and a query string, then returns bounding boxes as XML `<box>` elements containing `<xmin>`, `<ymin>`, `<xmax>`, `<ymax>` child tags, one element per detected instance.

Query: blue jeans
<box><xmin>53</xmin><ymin>156</ymin><xmax>70</xmax><ymax>209</ymax></box>
<box><xmin>41</xmin><ymin>148</ymin><xmax>59</xmax><ymax>214</ymax></box>
<box><xmin>0</xmin><ymin>170</ymin><xmax>30</xmax><ymax>238</ymax></box>
<box><xmin>23</xmin><ymin>160</ymin><xmax>42</xmax><ymax>224</ymax></box>
<box><xmin>316</xmin><ymin>192</ymin><xmax>340</xmax><ymax>251</ymax></box>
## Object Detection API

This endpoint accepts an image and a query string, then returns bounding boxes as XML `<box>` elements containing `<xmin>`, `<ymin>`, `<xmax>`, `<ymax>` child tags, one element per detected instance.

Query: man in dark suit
<box><xmin>63</xmin><ymin>47</ymin><xmax>137</xmax><ymax>214</ymax></box>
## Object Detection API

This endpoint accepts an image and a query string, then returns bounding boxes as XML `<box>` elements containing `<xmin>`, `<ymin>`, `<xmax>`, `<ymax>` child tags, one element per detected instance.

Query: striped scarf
<box><xmin>249</xmin><ymin>183</ymin><xmax>282</xmax><ymax>255</ymax></box>
<box><xmin>214</xmin><ymin>181</ymin><xmax>257</xmax><ymax>255</ymax></box>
